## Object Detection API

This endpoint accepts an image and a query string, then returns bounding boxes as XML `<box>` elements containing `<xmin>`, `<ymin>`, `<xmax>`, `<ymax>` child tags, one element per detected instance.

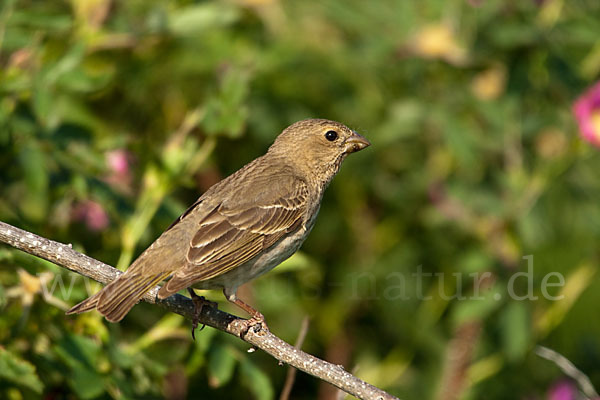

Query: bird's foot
<box><xmin>221</xmin><ymin>288</ymin><xmax>269</xmax><ymax>337</ymax></box>
<box><xmin>238</xmin><ymin>312</ymin><xmax>269</xmax><ymax>338</ymax></box>
<box><xmin>188</xmin><ymin>288</ymin><xmax>217</xmax><ymax>340</ymax></box>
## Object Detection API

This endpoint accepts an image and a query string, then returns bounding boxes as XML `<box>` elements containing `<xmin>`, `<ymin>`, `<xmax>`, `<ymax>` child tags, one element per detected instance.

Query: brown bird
<box><xmin>67</xmin><ymin>119</ymin><xmax>370</xmax><ymax>333</ymax></box>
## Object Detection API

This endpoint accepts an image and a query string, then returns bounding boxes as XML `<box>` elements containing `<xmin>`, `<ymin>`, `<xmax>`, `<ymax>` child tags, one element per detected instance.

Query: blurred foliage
<box><xmin>1</xmin><ymin>0</ymin><xmax>600</xmax><ymax>399</ymax></box>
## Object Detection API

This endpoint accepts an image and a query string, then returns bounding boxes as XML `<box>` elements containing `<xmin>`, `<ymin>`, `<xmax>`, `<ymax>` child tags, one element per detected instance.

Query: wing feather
<box><xmin>157</xmin><ymin>178</ymin><xmax>309</xmax><ymax>298</ymax></box>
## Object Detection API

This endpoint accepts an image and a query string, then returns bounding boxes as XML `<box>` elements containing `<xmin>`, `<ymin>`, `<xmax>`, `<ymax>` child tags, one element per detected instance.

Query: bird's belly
<box><xmin>193</xmin><ymin>227</ymin><xmax>308</xmax><ymax>291</ymax></box>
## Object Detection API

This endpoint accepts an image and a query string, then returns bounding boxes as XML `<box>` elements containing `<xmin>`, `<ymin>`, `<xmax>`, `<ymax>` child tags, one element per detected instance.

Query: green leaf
<box><xmin>240</xmin><ymin>358</ymin><xmax>274</xmax><ymax>400</ymax></box>
<box><xmin>32</xmin><ymin>83</ymin><xmax>54</xmax><ymax>127</ymax></box>
<box><xmin>54</xmin><ymin>334</ymin><xmax>106</xmax><ymax>399</ymax></box>
<box><xmin>272</xmin><ymin>252</ymin><xmax>312</xmax><ymax>273</ymax></box>
<box><xmin>70</xmin><ymin>367</ymin><xmax>105</xmax><ymax>399</ymax></box>
<box><xmin>0</xmin><ymin>283</ymin><xmax>6</xmax><ymax>310</ymax></box>
<box><xmin>169</xmin><ymin>3</ymin><xmax>240</xmax><ymax>36</ymax></box>
<box><xmin>452</xmin><ymin>284</ymin><xmax>504</xmax><ymax>326</ymax></box>
<box><xmin>186</xmin><ymin>325</ymin><xmax>218</xmax><ymax>375</ymax></box>
<box><xmin>108</xmin><ymin>340</ymin><xmax>135</xmax><ymax>369</ymax></box>
<box><xmin>7</xmin><ymin>9</ymin><xmax>72</xmax><ymax>32</ymax></box>
<box><xmin>0</xmin><ymin>348</ymin><xmax>44</xmax><ymax>393</ymax></box>
<box><xmin>54</xmin><ymin>334</ymin><xmax>101</xmax><ymax>369</ymax></box>
<box><xmin>499</xmin><ymin>301</ymin><xmax>530</xmax><ymax>362</ymax></box>
<box><xmin>18</xmin><ymin>140</ymin><xmax>49</xmax><ymax>222</ymax></box>
<box><xmin>43</xmin><ymin>44</ymin><xmax>87</xmax><ymax>86</ymax></box>
<box><xmin>202</xmin><ymin>67</ymin><xmax>250</xmax><ymax>138</ymax></box>
<box><xmin>378</xmin><ymin>100</ymin><xmax>424</xmax><ymax>145</ymax></box>
<box><xmin>207</xmin><ymin>343</ymin><xmax>237</xmax><ymax>388</ymax></box>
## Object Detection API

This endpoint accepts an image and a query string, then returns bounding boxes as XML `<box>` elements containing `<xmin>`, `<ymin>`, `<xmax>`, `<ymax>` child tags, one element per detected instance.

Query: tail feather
<box><xmin>66</xmin><ymin>291</ymin><xmax>101</xmax><ymax>315</ymax></box>
<box><xmin>66</xmin><ymin>272</ymin><xmax>171</xmax><ymax>322</ymax></box>
<box><xmin>97</xmin><ymin>272</ymin><xmax>170</xmax><ymax>322</ymax></box>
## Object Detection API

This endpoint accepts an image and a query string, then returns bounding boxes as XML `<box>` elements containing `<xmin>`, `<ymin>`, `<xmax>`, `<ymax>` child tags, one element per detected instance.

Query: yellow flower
<box><xmin>6</xmin><ymin>269</ymin><xmax>53</xmax><ymax>308</ymax></box>
<box><xmin>471</xmin><ymin>65</ymin><xmax>506</xmax><ymax>101</ymax></box>
<box><xmin>410</xmin><ymin>24</ymin><xmax>468</xmax><ymax>66</ymax></box>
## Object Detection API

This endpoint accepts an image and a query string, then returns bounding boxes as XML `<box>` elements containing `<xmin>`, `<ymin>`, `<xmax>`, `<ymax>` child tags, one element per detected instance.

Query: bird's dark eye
<box><xmin>325</xmin><ymin>130</ymin><xmax>338</xmax><ymax>141</ymax></box>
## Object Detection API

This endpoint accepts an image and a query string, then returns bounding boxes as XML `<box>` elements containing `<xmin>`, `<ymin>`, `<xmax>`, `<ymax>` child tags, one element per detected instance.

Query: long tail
<box><xmin>66</xmin><ymin>291</ymin><xmax>102</xmax><ymax>314</ymax></box>
<box><xmin>66</xmin><ymin>272</ymin><xmax>171</xmax><ymax>322</ymax></box>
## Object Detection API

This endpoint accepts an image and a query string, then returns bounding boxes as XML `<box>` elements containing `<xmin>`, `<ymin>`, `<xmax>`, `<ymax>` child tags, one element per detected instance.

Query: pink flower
<box><xmin>106</xmin><ymin>149</ymin><xmax>131</xmax><ymax>176</ymax></box>
<box><xmin>72</xmin><ymin>200</ymin><xmax>109</xmax><ymax>232</ymax></box>
<box><xmin>548</xmin><ymin>380</ymin><xmax>577</xmax><ymax>400</ymax></box>
<box><xmin>105</xmin><ymin>149</ymin><xmax>133</xmax><ymax>192</ymax></box>
<box><xmin>573</xmin><ymin>81</ymin><xmax>600</xmax><ymax>148</ymax></box>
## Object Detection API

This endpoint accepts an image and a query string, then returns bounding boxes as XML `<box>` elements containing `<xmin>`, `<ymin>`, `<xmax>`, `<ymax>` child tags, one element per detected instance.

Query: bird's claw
<box><xmin>191</xmin><ymin>321</ymin><xmax>204</xmax><ymax>341</ymax></box>
<box><xmin>238</xmin><ymin>313</ymin><xmax>269</xmax><ymax>338</ymax></box>
<box><xmin>188</xmin><ymin>289</ymin><xmax>217</xmax><ymax>340</ymax></box>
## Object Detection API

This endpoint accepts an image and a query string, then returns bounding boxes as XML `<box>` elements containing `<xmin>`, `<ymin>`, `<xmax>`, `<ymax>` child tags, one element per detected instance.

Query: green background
<box><xmin>1</xmin><ymin>0</ymin><xmax>600</xmax><ymax>399</ymax></box>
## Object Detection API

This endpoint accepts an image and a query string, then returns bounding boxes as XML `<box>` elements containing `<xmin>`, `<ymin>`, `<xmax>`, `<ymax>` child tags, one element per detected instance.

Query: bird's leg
<box><xmin>223</xmin><ymin>288</ymin><xmax>269</xmax><ymax>336</ymax></box>
<box><xmin>187</xmin><ymin>288</ymin><xmax>217</xmax><ymax>340</ymax></box>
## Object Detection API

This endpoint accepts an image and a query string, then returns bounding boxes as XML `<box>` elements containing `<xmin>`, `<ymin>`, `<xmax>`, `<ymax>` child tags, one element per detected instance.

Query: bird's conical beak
<box><xmin>344</xmin><ymin>131</ymin><xmax>371</xmax><ymax>153</ymax></box>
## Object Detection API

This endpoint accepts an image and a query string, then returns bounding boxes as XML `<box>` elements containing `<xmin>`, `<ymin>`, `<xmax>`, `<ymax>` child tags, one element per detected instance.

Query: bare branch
<box><xmin>279</xmin><ymin>316</ymin><xmax>310</xmax><ymax>400</ymax></box>
<box><xmin>0</xmin><ymin>221</ymin><xmax>398</xmax><ymax>400</ymax></box>
<box><xmin>536</xmin><ymin>345</ymin><xmax>599</xmax><ymax>399</ymax></box>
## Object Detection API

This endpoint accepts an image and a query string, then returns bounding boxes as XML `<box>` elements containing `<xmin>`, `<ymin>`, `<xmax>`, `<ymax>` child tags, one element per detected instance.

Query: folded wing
<box><xmin>158</xmin><ymin>177</ymin><xmax>308</xmax><ymax>298</ymax></box>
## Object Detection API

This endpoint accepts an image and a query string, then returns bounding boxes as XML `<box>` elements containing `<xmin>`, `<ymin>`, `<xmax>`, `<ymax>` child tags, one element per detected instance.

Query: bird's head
<box><xmin>268</xmin><ymin>119</ymin><xmax>370</xmax><ymax>184</ymax></box>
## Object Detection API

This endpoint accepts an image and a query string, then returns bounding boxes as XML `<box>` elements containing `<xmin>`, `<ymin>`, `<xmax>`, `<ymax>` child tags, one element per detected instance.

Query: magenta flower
<box><xmin>72</xmin><ymin>200</ymin><xmax>109</xmax><ymax>232</ymax></box>
<box><xmin>548</xmin><ymin>380</ymin><xmax>577</xmax><ymax>400</ymax></box>
<box><xmin>105</xmin><ymin>149</ymin><xmax>133</xmax><ymax>192</ymax></box>
<box><xmin>573</xmin><ymin>81</ymin><xmax>600</xmax><ymax>148</ymax></box>
<box><xmin>106</xmin><ymin>149</ymin><xmax>130</xmax><ymax>175</ymax></box>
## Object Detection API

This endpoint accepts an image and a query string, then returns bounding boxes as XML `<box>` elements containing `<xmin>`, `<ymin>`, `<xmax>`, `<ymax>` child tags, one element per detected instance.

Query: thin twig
<box><xmin>0</xmin><ymin>221</ymin><xmax>398</xmax><ymax>400</ymax></box>
<box><xmin>337</xmin><ymin>366</ymin><xmax>361</xmax><ymax>400</ymax></box>
<box><xmin>535</xmin><ymin>345</ymin><xmax>599</xmax><ymax>399</ymax></box>
<box><xmin>279</xmin><ymin>316</ymin><xmax>310</xmax><ymax>400</ymax></box>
